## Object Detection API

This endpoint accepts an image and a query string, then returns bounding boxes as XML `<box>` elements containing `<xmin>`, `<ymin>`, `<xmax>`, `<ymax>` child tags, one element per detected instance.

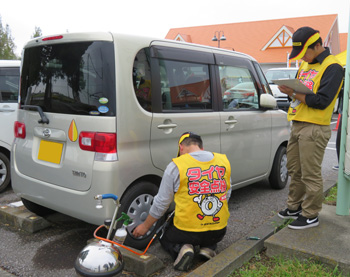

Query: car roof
<box><xmin>25</xmin><ymin>32</ymin><xmax>257</xmax><ymax>63</ymax></box>
<box><xmin>0</xmin><ymin>60</ymin><xmax>21</xmax><ymax>67</ymax></box>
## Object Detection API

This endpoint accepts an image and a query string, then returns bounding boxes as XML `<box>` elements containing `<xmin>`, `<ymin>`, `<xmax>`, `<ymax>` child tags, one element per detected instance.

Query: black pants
<box><xmin>159</xmin><ymin>218</ymin><xmax>226</xmax><ymax>260</ymax></box>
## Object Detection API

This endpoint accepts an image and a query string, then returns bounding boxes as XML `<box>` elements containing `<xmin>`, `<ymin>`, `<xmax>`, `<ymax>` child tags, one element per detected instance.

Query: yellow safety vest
<box><xmin>287</xmin><ymin>55</ymin><xmax>343</xmax><ymax>125</ymax></box>
<box><xmin>172</xmin><ymin>152</ymin><xmax>231</xmax><ymax>232</ymax></box>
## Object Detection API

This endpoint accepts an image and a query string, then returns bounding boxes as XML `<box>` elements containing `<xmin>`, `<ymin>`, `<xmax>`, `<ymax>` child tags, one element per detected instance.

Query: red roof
<box><xmin>165</xmin><ymin>14</ymin><xmax>342</xmax><ymax>64</ymax></box>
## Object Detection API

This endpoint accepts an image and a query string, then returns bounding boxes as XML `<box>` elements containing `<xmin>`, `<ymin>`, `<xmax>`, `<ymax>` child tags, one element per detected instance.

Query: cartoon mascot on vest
<box><xmin>193</xmin><ymin>194</ymin><xmax>223</xmax><ymax>222</ymax></box>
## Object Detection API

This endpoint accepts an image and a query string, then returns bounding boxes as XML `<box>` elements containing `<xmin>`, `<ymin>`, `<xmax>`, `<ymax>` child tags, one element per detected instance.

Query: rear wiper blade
<box><xmin>21</xmin><ymin>105</ymin><xmax>50</xmax><ymax>124</ymax></box>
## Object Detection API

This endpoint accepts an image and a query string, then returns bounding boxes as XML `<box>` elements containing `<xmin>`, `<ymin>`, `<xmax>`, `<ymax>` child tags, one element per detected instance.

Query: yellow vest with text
<box><xmin>172</xmin><ymin>153</ymin><xmax>231</xmax><ymax>232</ymax></box>
<box><xmin>287</xmin><ymin>55</ymin><xmax>342</xmax><ymax>125</ymax></box>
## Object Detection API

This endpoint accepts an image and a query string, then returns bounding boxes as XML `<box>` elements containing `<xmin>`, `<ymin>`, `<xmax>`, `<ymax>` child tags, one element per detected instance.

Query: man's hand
<box><xmin>133</xmin><ymin>223</ymin><xmax>149</xmax><ymax>237</ymax></box>
<box><xmin>132</xmin><ymin>214</ymin><xmax>158</xmax><ymax>238</ymax></box>
<box><xmin>278</xmin><ymin>85</ymin><xmax>294</xmax><ymax>97</ymax></box>
<box><xmin>278</xmin><ymin>85</ymin><xmax>306</xmax><ymax>104</ymax></box>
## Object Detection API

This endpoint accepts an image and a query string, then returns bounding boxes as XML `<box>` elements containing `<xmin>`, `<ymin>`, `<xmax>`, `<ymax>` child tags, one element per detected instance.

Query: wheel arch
<box><xmin>0</xmin><ymin>146</ymin><xmax>10</xmax><ymax>160</ymax></box>
<box><xmin>121</xmin><ymin>174</ymin><xmax>162</xmax><ymax>200</ymax></box>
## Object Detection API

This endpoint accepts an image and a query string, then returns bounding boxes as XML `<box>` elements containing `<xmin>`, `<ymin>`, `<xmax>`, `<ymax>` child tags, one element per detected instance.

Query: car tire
<box><xmin>21</xmin><ymin>198</ymin><xmax>56</xmax><ymax>216</ymax></box>
<box><xmin>269</xmin><ymin>145</ymin><xmax>288</xmax><ymax>189</ymax></box>
<box><xmin>119</xmin><ymin>181</ymin><xmax>164</xmax><ymax>250</ymax></box>
<box><xmin>0</xmin><ymin>152</ymin><xmax>11</xmax><ymax>193</ymax></box>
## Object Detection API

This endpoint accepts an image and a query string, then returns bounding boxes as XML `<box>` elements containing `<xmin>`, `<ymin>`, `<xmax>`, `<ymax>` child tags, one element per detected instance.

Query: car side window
<box><xmin>253</xmin><ymin>62</ymin><xmax>273</xmax><ymax>95</ymax></box>
<box><xmin>133</xmin><ymin>48</ymin><xmax>152</xmax><ymax>112</ymax></box>
<box><xmin>0</xmin><ymin>67</ymin><xmax>19</xmax><ymax>103</ymax></box>
<box><xmin>219</xmin><ymin>66</ymin><xmax>258</xmax><ymax>110</ymax></box>
<box><xmin>158</xmin><ymin>59</ymin><xmax>212</xmax><ymax>111</ymax></box>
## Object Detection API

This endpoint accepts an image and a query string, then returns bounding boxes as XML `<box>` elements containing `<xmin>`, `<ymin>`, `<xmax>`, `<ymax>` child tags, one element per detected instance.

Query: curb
<box><xmin>119</xmin><ymin>247</ymin><xmax>164</xmax><ymax>276</ymax></box>
<box><xmin>0</xmin><ymin>203</ymin><xmax>51</xmax><ymax>233</ymax></box>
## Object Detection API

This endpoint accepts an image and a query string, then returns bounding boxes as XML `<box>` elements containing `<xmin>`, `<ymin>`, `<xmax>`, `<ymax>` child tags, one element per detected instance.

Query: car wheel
<box><xmin>269</xmin><ymin>145</ymin><xmax>288</xmax><ymax>189</ymax></box>
<box><xmin>0</xmin><ymin>152</ymin><xmax>11</xmax><ymax>193</ymax></box>
<box><xmin>21</xmin><ymin>198</ymin><xmax>56</xmax><ymax>216</ymax></box>
<box><xmin>120</xmin><ymin>181</ymin><xmax>164</xmax><ymax>250</ymax></box>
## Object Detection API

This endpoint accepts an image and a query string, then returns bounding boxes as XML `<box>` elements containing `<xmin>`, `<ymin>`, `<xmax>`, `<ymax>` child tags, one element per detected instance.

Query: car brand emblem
<box><xmin>43</xmin><ymin>128</ymin><xmax>51</xmax><ymax>138</ymax></box>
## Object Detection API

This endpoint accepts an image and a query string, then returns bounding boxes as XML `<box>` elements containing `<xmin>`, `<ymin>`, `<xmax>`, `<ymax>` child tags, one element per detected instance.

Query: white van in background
<box><xmin>0</xmin><ymin>60</ymin><xmax>20</xmax><ymax>193</ymax></box>
<box><xmin>265</xmin><ymin>67</ymin><xmax>298</xmax><ymax>111</ymax></box>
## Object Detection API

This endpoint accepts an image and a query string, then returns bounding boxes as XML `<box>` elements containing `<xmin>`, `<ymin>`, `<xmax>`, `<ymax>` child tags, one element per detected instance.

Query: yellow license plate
<box><xmin>38</xmin><ymin>140</ymin><xmax>63</xmax><ymax>164</ymax></box>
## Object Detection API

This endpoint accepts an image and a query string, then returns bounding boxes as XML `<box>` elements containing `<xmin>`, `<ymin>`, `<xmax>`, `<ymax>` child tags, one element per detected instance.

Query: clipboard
<box><xmin>272</xmin><ymin>79</ymin><xmax>314</xmax><ymax>94</ymax></box>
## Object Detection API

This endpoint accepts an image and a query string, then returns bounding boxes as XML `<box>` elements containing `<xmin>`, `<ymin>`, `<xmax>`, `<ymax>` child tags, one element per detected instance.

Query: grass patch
<box><xmin>324</xmin><ymin>185</ymin><xmax>337</xmax><ymax>206</ymax></box>
<box><xmin>229</xmin><ymin>250</ymin><xmax>343</xmax><ymax>276</ymax></box>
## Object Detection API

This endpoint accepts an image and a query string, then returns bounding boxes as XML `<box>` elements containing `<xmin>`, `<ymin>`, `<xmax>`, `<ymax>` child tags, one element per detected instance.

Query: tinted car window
<box><xmin>133</xmin><ymin>48</ymin><xmax>152</xmax><ymax>112</ymax></box>
<box><xmin>20</xmin><ymin>41</ymin><xmax>116</xmax><ymax>116</ymax></box>
<box><xmin>253</xmin><ymin>62</ymin><xmax>273</xmax><ymax>95</ymax></box>
<box><xmin>158</xmin><ymin>59</ymin><xmax>212</xmax><ymax>111</ymax></box>
<box><xmin>219</xmin><ymin>66</ymin><xmax>258</xmax><ymax>110</ymax></box>
<box><xmin>0</xmin><ymin>67</ymin><xmax>19</xmax><ymax>103</ymax></box>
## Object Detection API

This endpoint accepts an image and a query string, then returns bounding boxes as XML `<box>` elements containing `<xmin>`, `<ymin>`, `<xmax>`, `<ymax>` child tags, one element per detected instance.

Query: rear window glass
<box><xmin>158</xmin><ymin>59</ymin><xmax>212</xmax><ymax>111</ymax></box>
<box><xmin>0</xmin><ymin>67</ymin><xmax>20</xmax><ymax>103</ymax></box>
<box><xmin>20</xmin><ymin>41</ymin><xmax>116</xmax><ymax>116</ymax></box>
<box><xmin>133</xmin><ymin>48</ymin><xmax>152</xmax><ymax>112</ymax></box>
<box><xmin>265</xmin><ymin>69</ymin><xmax>298</xmax><ymax>84</ymax></box>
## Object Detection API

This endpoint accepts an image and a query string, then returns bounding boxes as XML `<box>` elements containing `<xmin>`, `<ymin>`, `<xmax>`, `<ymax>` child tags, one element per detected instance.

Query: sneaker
<box><xmin>332</xmin><ymin>165</ymin><xmax>339</xmax><ymax>170</ymax></box>
<box><xmin>278</xmin><ymin>206</ymin><xmax>302</xmax><ymax>219</ymax></box>
<box><xmin>288</xmin><ymin>215</ymin><xmax>319</xmax><ymax>230</ymax></box>
<box><xmin>199</xmin><ymin>247</ymin><xmax>216</xmax><ymax>260</ymax></box>
<box><xmin>173</xmin><ymin>244</ymin><xmax>194</xmax><ymax>271</ymax></box>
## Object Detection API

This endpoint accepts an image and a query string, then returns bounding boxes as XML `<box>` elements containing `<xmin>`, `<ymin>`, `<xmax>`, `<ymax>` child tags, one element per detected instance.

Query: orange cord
<box><xmin>93</xmin><ymin>225</ymin><xmax>155</xmax><ymax>256</ymax></box>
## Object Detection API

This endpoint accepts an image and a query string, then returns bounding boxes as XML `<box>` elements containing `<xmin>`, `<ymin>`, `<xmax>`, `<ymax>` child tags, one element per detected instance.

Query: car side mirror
<box><xmin>260</xmin><ymin>94</ymin><xmax>277</xmax><ymax>109</ymax></box>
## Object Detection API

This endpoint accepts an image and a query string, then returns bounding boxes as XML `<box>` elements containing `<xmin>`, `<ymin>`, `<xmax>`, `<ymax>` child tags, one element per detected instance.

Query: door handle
<box><xmin>224</xmin><ymin>119</ymin><xmax>238</xmax><ymax>124</ymax></box>
<box><xmin>157</xmin><ymin>123</ymin><xmax>178</xmax><ymax>129</ymax></box>
<box><xmin>0</xmin><ymin>108</ymin><xmax>15</xmax><ymax>112</ymax></box>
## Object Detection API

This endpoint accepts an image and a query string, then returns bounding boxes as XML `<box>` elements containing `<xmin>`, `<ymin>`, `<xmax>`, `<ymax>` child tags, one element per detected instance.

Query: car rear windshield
<box><xmin>20</xmin><ymin>41</ymin><xmax>116</xmax><ymax>116</ymax></box>
<box><xmin>0</xmin><ymin>67</ymin><xmax>20</xmax><ymax>103</ymax></box>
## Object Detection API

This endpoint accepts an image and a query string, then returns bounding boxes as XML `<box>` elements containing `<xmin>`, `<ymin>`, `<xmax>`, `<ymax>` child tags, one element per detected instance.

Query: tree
<box><xmin>0</xmin><ymin>15</ymin><xmax>17</xmax><ymax>60</ymax></box>
<box><xmin>32</xmin><ymin>26</ymin><xmax>42</xmax><ymax>38</ymax></box>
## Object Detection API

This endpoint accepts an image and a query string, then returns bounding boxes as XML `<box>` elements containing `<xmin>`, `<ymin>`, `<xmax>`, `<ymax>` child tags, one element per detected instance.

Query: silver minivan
<box><xmin>0</xmin><ymin>60</ymin><xmax>20</xmax><ymax>192</ymax></box>
<box><xmin>12</xmin><ymin>33</ymin><xmax>290</xmax><ymax>249</ymax></box>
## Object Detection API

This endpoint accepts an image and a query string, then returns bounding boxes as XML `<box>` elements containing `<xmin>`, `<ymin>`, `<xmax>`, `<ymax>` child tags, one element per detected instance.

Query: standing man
<box><xmin>133</xmin><ymin>132</ymin><xmax>231</xmax><ymax>271</ymax></box>
<box><xmin>278</xmin><ymin>27</ymin><xmax>343</xmax><ymax>229</ymax></box>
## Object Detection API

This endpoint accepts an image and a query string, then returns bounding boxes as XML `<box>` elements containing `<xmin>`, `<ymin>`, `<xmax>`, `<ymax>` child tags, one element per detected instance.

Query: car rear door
<box><xmin>13</xmin><ymin>39</ymin><xmax>116</xmax><ymax>191</ymax></box>
<box><xmin>149</xmin><ymin>45</ymin><xmax>220</xmax><ymax>170</ymax></box>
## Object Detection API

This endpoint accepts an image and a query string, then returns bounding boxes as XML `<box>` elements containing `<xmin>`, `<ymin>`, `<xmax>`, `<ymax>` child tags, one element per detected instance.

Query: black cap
<box><xmin>290</xmin><ymin>27</ymin><xmax>320</xmax><ymax>60</ymax></box>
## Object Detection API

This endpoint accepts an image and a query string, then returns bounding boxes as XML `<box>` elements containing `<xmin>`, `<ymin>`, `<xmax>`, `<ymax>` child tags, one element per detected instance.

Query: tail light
<box><xmin>14</xmin><ymin>121</ymin><xmax>26</xmax><ymax>139</ymax></box>
<box><xmin>79</xmin><ymin>132</ymin><xmax>117</xmax><ymax>161</ymax></box>
<box><xmin>42</xmin><ymin>35</ymin><xmax>63</xmax><ymax>41</ymax></box>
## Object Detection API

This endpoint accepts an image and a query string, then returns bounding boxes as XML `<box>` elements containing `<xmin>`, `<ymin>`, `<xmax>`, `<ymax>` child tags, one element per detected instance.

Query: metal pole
<box><xmin>336</xmin><ymin>12</ymin><xmax>350</xmax><ymax>216</ymax></box>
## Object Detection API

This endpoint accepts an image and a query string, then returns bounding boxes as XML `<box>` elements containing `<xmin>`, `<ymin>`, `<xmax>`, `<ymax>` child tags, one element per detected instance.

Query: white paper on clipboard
<box><xmin>272</xmin><ymin>79</ymin><xmax>314</xmax><ymax>94</ymax></box>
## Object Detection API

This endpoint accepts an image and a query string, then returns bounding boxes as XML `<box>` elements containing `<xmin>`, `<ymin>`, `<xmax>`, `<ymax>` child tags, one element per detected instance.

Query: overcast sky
<box><xmin>1</xmin><ymin>0</ymin><xmax>349</xmax><ymax>56</ymax></box>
